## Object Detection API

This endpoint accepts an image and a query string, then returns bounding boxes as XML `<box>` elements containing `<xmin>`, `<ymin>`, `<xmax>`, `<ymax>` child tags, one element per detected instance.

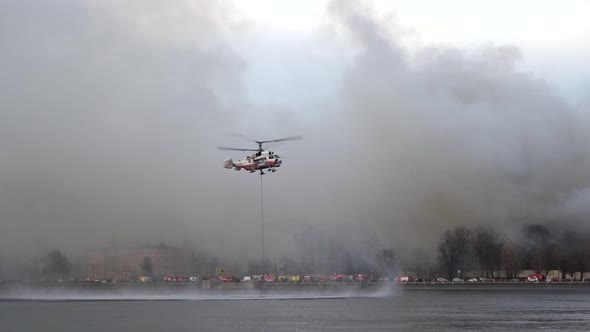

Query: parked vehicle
<box><xmin>262</xmin><ymin>274</ymin><xmax>276</xmax><ymax>282</ymax></box>
<box><xmin>527</xmin><ymin>274</ymin><xmax>545</xmax><ymax>282</ymax></box>
<box><xmin>436</xmin><ymin>277</ymin><xmax>448</xmax><ymax>282</ymax></box>
<box><xmin>330</xmin><ymin>274</ymin><xmax>347</xmax><ymax>282</ymax></box>
<box><xmin>395</xmin><ymin>275</ymin><xmax>414</xmax><ymax>282</ymax></box>
<box><xmin>452</xmin><ymin>278</ymin><xmax>464</xmax><ymax>283</ymax></box>
<box><xmin>356</xmin><ymin>274</ymin><xmax>369</xmax><ymax>282</ymax></box>
<box><xmin>138</xmin><ymin>276</ymin><xmax>152</xmax><ymax>283</ymax></box>
<box><xmin>219</xmin><ymin>275</ymin><xmax>234</xmax><ymax>282</ymax></box>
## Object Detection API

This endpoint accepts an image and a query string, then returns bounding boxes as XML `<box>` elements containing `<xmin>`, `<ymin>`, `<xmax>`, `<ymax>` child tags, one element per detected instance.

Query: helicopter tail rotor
<box><xmin>223</xmin><ymin>159</ymin><xmax>233</xmax><ymax>169</ymax></box>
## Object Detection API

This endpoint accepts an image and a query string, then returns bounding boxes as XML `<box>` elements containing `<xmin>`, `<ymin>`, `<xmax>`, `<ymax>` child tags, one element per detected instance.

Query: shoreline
<box><xmin>2</xmin><ymin>280</ymin><xmax>590</xmax><ymax>295</ymax></box>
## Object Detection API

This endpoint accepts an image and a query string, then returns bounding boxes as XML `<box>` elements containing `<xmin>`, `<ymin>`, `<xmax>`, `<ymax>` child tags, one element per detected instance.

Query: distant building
<box><xmin>87</xmin><ymin>244</ymin><xmax>189</xmax><ymax>281</ymax></box>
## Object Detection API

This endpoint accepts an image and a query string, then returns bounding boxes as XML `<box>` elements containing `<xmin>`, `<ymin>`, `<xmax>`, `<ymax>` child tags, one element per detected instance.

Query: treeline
<box><xmin>436</xmin><ymin>224</ymin><xmax>590</xmax><ymax>280</ymax></box>
<box><xmin>3</xmin><ymin>225</ymin><xmax>589</xmax><ymax>282</ymax></box>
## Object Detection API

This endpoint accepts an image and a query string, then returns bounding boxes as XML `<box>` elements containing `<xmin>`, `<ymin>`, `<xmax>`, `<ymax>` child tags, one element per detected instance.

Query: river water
<box><xmin>1</xmin><ymin>288</ymin><xmax>590</xmax><ymax>331</ymax></box>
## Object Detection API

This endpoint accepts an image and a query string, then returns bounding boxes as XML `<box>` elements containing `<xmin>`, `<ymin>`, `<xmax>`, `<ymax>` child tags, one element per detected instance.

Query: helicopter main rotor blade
<box><xmin>217</xmin><ymin>146</ymin><xmax>260</xmax><ymax>152</ymax></box>
<box><xmin>227</xmin><ymin>133</ymin><xmax>258</xmax><ymax>143</ymax></box>
<box><xmin>259</xmin><ymin>136</ymin><xmax>303</xmax><ymax>144</ymax></box>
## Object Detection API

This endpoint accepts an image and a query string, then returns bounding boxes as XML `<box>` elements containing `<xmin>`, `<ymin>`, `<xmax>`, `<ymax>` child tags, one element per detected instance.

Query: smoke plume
<box><xmin>0</xmin><ymin>0</ymin><xmax>589</xmax><ymax>276</ymax></box>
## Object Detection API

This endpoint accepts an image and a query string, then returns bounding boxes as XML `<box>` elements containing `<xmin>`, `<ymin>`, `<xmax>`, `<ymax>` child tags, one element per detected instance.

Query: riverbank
<box><xmin>2</xmin><ymin>280</ymin><xmax>590</xmax><ymax>296</ymax></box>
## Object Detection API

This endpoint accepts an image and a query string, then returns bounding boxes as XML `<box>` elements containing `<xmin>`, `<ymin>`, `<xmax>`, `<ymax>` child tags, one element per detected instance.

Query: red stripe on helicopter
<box><xmin>242</xmin><ymin>160</ymin><xmax>276</xmax><ymax>170</ymax></box>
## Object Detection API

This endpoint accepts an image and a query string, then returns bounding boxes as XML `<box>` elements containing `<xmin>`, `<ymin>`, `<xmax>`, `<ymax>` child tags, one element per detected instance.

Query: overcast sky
<box><xmin>234</xmin><ymin>0</ymin><xmax>590</xmax><ymax>104</ymax></box>
<box><xmin>1</xmin><ymin>0</ymin><xmax>589</xmax><ymax>268</ymax></box>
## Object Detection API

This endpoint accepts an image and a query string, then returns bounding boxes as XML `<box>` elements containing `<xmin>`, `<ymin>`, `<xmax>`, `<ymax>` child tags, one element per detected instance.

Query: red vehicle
<box><xmin>176</xmin><ymin>276</ymin><xmax>188</xmax><ymax>283</ymax></box>
<box><xmin>528</xmin><ymin>273</ymin><xmax>546</xmax><ymax>282</ymax></box>
<box><xmin>395</xmin><ymin>275</ymin><xmax>414</xmax><ymax>282</ymax></box>
<box><xmin>219</xmin><ymin>275</ymin><xmax>234</xmax><ymax>282</ymax></box>
<box><xmin>330</xmin><ymin>274</ymin><xmax>347</xmax><ymax>282</ymax></box>
<box><xmin>163</xmin><ymin>276</ymin><xmax>176</xmax><ymax>282</ymax></box>
<box><xmin>356</xmin><ymin>274</ymin><xmax>369</xmax><ymax>282</ymax></box>
<box><xmin>262</xmin><ymin>274</ymin><xmax>276</xmax><ymax>282</ymax></box>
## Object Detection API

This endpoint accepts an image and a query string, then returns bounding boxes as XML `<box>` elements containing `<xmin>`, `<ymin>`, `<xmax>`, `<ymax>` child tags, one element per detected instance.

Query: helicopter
<box><xmin>218</xmin><ymin>135</ymin><xmax>302</xmax><ymax>175</ymax></box>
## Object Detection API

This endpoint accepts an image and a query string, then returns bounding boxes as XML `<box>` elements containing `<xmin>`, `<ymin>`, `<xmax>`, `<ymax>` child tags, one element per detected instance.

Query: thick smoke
<box><xmin>314</xmin><ymin>0</ymin><xmax>590</xmax><ymax>249</ymax></box>
<box><xmin>0</xmin><ymin>0</ymin><xmax>253</xmax><ymax>260</ymax></box>
<box><xmin>0</xmin><ymin>0</ymin><xmax>589</xmax><ymax>277</ymax></box>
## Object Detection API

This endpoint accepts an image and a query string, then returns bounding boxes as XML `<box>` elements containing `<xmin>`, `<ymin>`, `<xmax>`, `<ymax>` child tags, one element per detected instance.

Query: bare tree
<box><xmin>247</xmin><ymin>258</ymin><xmax>271</xmax><ymax>275</ymax></box>
<box><xmin>571</xmin><ymin>241</ymin><xmax>590</xmax><ymax>281</ymax></box>
<box><xmin>472</xmin><ymin>230</ymin><xmax>484</xmax><ymax>277</ymax></box>
<box><xmin>558</xmin><ymin>231</ymin><xmax>589</xmax><ymax>280</ymax></box>
<box><xmin>472</xmin><ymin>227</ymin><xmax>503</xmax><ymax>278</ymax></box>
<box><xmin>42</xmin><ymin>250</ymin><xmax>70</xmax><ymax>281</ymax></box>
<box><xmin>501</xmin><ymin>242</ymin><xmax>522</xmax><ymax>279</ymax></box>
<box><xmin>523</xmin><ymin>224</ymin><xmax>550</xmax><ymax>273</ymax></box>
<box><xmin>543</xmin><ymin>243</ymin><xmax>560</xmax><ymax>276</ymax></box>
<box><xmin>438</xmin><ymin>227</ymin><xmax>473</xmax><ymax>279</ymax></box>
<box><xmin>140</xmin><ymin>256</ymin><xmax>152</xmax><ymax>276</ymax></box>
<box><xmin>412</xmin><ymin>248</ymin><xmax>430</xmax><ymax>279</ymax></box>
<box><xmin>376</xmin><ymin>248</ymin><xmax>396</xmax><ymax>278</ymax></box>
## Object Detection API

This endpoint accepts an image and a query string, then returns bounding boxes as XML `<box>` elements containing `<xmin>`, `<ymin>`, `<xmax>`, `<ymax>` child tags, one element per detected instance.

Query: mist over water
<box><xmin>1</xmin><ymin>0</ymin><xmax>589</xmax><ymax>278</ymax></box>
<box><xmin>0</xmin><ymin>283</ymin><xmax>398</xmax><ymax>302</ymax></box>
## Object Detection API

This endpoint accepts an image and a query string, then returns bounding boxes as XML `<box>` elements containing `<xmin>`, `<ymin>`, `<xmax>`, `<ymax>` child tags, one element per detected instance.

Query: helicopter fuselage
<box><xmin>223</xmin><ymin>150</ymin><xmax>282</xmax><ymax>173</ymax></box>
<box><xmin>218</xmin><ymin>135</ymin><xmax>301</xmax><ymax>174</ymax></box>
